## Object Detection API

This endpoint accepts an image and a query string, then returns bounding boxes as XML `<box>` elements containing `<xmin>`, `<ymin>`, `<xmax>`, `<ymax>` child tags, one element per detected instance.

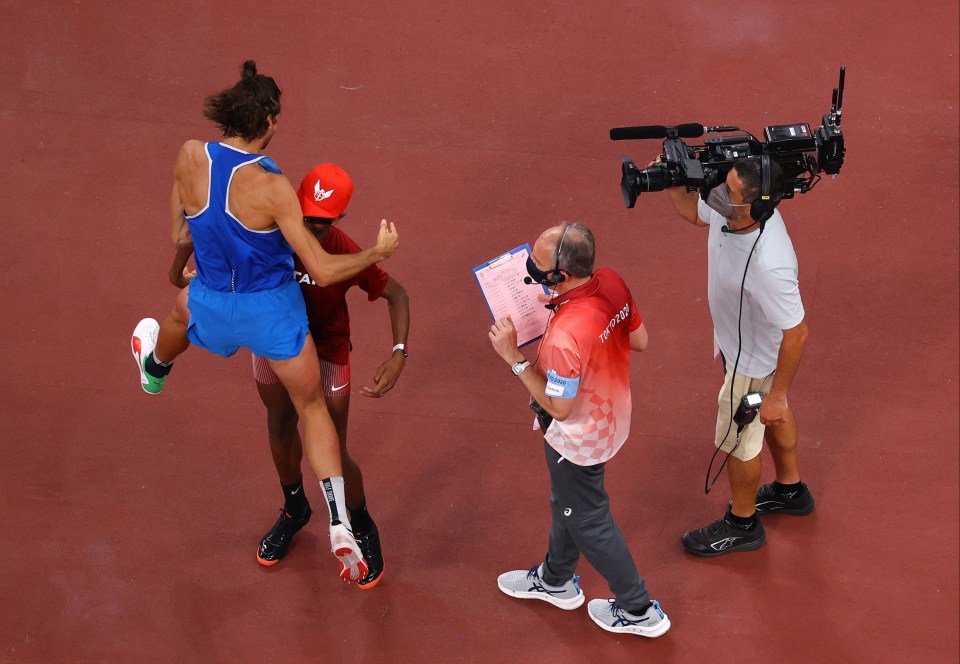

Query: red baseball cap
<box><xmin>297</xmin><ymin>163</ymin><xmax>354</xmax><ymax>219</ymax></box>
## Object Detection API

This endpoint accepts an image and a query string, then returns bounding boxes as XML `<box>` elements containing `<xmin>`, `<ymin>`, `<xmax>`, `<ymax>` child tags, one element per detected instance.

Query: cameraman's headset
<box><xmin>751</xmin><ymin>154</ymin><xmax>781</xmax><ymax>223</ymax></box>
<box><xmin>705</xmin><ymin>154</ymin><xmax>784</xmax><ymax>493</ymax></box>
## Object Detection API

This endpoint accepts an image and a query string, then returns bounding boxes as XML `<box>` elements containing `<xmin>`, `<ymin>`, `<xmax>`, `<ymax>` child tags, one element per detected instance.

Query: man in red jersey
<box><xmin>250</xmin><ymin>164</ymin><xmax>408</xmax><ymax>588</ymax></box>
<box><xmin>489</xmin><ymin>222</ymin><xmax>670</xmax><ymax>638</ymax></box>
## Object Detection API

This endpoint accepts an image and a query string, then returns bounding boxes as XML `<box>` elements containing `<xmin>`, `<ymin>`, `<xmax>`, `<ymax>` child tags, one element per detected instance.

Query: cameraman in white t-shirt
<box><xmin>666</xmin><ymin>157</ymin><xmax>815</xmax><ymax>557</ymax></box>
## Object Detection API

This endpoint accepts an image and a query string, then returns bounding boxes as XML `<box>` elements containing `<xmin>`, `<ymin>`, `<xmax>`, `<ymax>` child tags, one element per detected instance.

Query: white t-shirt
<box><xmin>698</xmin><ymin>198</ymin><xmax>805</xmax><ymax>378</ymax></box>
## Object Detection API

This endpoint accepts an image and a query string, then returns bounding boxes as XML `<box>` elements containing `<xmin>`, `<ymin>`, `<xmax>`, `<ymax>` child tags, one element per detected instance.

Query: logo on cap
<box><xmin>314</xmin><ymin>180</ymin><xmax>334</xmax><ymax>203</ymax></box>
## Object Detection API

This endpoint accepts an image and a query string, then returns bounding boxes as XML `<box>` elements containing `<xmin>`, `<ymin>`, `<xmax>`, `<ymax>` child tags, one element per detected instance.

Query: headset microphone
<box><xmin>524</xmin><ymin>276</ymin><xmax>560</xmax><ymax>309</ymax></box>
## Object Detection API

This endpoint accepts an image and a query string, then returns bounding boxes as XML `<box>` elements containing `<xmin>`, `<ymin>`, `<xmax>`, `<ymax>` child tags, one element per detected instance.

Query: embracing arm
<box><xmin>170</xmin><ymin>185</ymin><xmax>192</xmax><ymax>249</ymax></box>
<box><xmin>168</xmin><ymin>153</ymin><xmax>196</xmax><ymax>287</ymax></box>
<box><xmin>361</xmin><ymin>278</ymin><xmax>411</xmax><ymax>398</ymax></box>
<box><xmin>759</xmin><ymin>319</ymin><xmax>809</xmax><ymax>426</ymax></box>
<box><xmin>267</xmin><ymin>177</ymin><xmax>399</xmax><ymax>286</ymax></box>
<box><xmin>168</xmin><ymin>243</ymin><xmax>195</xmax><ymax>288</ymax></box>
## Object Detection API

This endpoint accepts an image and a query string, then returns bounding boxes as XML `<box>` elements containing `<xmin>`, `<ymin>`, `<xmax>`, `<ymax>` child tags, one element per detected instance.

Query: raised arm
<box><xmin>667</xmin><ymin>187</ymin><xmax>708</xmax><ymax>227</ymax></box>
<box><xmin>267</xmin><ymin>176</ymin><xmax>399</xmax><ymax>286</ymax></box>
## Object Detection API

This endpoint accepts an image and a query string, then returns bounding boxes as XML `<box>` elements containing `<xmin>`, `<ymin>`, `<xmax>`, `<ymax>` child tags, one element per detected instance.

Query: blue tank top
<box><xmin>186</xmin><ymin>142</ymin><xmax>293</xmax><ymax>292</ymax></box>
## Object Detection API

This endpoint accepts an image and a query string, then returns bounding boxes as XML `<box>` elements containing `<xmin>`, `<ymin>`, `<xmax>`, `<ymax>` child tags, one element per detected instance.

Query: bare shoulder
<box><xmin>240</xmin><ymin>167</ymin><xmax>294</xmax><ymax>203</ymax></box>
<box><xmin>178</xmin><ymin>140</ymin><xmax>208</xmax><ymax>159</ymax></box>
<box><xmin>232</xmin><ymin>166</ymin><xmax>298</xmax><ymax>225</ymax></box>
<box><xmin>174</xmin><ymin>140</ymin><xmax>207</xmax><ymax>174</ymax></box>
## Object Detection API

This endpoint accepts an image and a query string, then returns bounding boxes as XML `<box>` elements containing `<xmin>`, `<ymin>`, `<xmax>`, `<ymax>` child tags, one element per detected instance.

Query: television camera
<box><xmin>612</xmin><ymin>67</ymin><xmax>846</xmax><ymax>208</ymax></box>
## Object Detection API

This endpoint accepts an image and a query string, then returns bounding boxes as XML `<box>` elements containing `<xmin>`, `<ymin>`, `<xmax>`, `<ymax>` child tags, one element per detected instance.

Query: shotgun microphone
<box><xmin>609</xmin><ymin>123</ymin><xmax>705</xmax><ymax>141</ymax></box>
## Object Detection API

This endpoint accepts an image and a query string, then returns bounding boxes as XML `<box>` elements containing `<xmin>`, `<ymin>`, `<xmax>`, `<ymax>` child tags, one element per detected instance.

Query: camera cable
<box><xmin>704</xmin><ymin>224</ymin><xmax>765</xmax><ymax>494</ymax></box>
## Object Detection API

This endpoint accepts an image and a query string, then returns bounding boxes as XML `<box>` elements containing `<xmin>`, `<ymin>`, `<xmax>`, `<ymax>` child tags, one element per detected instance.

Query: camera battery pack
<box><xmin>764</xmin><ymin>123</ymin><xmax>817</xmax><ymax>151</ymax></box>
<box><xmin>733</xmin><ymin>392</ymin><xmax>764</xmax><ymax>431</ymax></box>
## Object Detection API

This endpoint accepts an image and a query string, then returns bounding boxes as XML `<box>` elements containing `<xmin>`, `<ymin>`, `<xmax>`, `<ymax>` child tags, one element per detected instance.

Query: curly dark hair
<box><xmin>203</xmin><ymin>60</ymin><xmax>281</xmax><ymax>142</ymax></box>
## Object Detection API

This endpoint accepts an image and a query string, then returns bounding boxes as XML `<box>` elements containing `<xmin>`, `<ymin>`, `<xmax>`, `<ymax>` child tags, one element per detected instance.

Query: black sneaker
<box><xmin>257</xmin><ymin>504</ymin><xmax>312</xmax><ymax>566</ymax></box>
<box><xmin>681</xmin><ymin>513</ymin><xmax>765</xmax><ymax>557</ymax></box>
<box><xmin>755</xmin><ymin>482</ymin><xmax>815</xmax><ymax>515</ymax></box>
<box><xmin>354</xmin><ymin>523</ymin><xmax>384</xmax><ymax>589</ymax></box>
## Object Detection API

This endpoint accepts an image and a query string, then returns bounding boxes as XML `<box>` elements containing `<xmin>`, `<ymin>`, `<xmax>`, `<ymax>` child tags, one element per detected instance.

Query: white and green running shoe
<box><xmin>131</xmin><ymin>318</ymin><xmax>164</xmax><ymax>395</ymax></box>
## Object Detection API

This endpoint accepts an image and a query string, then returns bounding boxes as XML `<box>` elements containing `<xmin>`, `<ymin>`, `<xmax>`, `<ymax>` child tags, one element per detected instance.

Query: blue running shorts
<box><xmin>186</xmin><ymin>279</ymin><xmax>308</xmax><ymax>360</ymax></box>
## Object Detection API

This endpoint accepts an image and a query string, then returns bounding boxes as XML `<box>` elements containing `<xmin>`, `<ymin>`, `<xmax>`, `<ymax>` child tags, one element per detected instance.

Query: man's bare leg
<box><xmin>267</xmin><ymin>339</ymin><xmax>340</xmax><ymax>479</ymax></box>
<box><xmin>755</xmin><ymin>408</ymin><xmax>815</xmax><ymax>514</ymax></box>
<box><xmin>326</xmin><ymin>394</ymin><xmax>365</xmax><ymax>507</ymax></box>
<box><xmin>254</xmin><ymin>381</ymin><xmax>311</xmax><ymax>567</ymax></box>
<box><xmin>256</xmin><ymin>381</ymin><xmax>303</xmax><ymax>485</ymax></box>
<box><xmin>132</xmin><ymin>289</ymin><xmax>192</xmax><ymax>394</ymax></box>
<box><xmin>154</xmin><ymin>287</ymin><xmax>192</xmax><ymax>362</ymax></box>
<box><xmin>763</xmin><ymin>407</ymin><xmax>801</xmax><ymax>485</ymax></box>
<box><xmin>267</xmin><ymin>337</ymin><xmax>368</xmax><ymax>582</ymax></box>
<box><xmin>727</xmin><ymin>454</ymin><xmax>762</xmax><ymax>518</ymax></box>
<box><xmin>326</xmin><ymin>391</ymin><xmax>384</xmax><ymax>588</ymax></box>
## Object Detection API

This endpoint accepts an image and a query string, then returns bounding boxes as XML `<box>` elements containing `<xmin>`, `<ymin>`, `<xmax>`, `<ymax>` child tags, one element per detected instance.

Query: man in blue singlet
<box><xmin>130</xmin><ymin>60</ymin><xmax>399</xmax><ymax>583</ymax></box>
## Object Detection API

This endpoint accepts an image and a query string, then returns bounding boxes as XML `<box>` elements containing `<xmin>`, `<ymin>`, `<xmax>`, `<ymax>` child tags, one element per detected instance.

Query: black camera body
<box><xmin>612</xmin><ymin>67</ymin><xmax>846</xmax><ymax>208</ymax></box>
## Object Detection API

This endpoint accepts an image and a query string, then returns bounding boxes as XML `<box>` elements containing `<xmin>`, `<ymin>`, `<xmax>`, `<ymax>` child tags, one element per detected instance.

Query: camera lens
<box><xmin>638</xmin><ymin>167</ymin><xmax>671</xmax><ymax>192</ymax></box>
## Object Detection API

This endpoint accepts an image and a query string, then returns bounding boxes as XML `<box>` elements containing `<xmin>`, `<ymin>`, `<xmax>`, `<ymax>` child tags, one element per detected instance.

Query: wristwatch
<box><xmin>511</xmin><ymin>360</ymin><xmax>531</xmax><ymax>376</ymax></box>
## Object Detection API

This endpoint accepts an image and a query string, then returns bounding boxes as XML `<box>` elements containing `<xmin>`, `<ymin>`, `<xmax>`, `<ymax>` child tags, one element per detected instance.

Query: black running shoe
<box><xmin>257</xmin><ymin>504</ymin><xmax>312</xmax><ymax>566</ymax></box>
<box><xmin>681</xmin><ymin>513</ymin><xmax>765</xmax><ymax>557</ymax></box>
<box><xmin>755</xmin><ymin>482</ymin><xmax>815</xmax><ymax>516</ymax></box>
<box><xmin>354</xmin><ymin>523</ymin><xmax>384</xmax><ymax>589</ymax></box>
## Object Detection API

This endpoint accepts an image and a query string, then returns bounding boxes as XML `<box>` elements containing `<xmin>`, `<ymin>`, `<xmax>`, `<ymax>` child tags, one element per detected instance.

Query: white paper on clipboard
<box><xmin>473</xmin><ymin>244</ymin><xmax>551</xmax><ymax>347</ymax></box>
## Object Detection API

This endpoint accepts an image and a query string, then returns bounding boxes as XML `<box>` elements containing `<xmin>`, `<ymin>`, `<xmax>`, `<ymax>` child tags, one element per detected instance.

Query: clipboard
<box><xmin>472</xmin><ymin>244</ymin><xmax>552</xmax><ymax>347</ymax></box>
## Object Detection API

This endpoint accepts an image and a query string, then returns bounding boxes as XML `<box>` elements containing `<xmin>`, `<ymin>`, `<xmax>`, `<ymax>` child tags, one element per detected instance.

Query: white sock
<box><xmin>320</xmin><ymin>477</ymin><xmax>351</xmax><ymax>528</ymax></box>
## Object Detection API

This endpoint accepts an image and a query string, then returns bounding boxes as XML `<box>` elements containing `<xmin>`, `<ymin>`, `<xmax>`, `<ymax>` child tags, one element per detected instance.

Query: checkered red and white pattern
<box><xmin>535</xmin><ymin>268</ymin><xmax>641</xmax><ymax>466</ymax></box>
<box><xmin>545</xmin><ymin>393</ymin><xmax>623</xmax><ymax>465</ymax></box>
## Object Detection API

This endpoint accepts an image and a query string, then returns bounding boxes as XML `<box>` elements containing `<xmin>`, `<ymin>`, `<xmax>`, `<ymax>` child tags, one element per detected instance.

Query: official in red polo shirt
<box><xmin>489</xmin><ymin>222</ymin><xmax>670</xmax><ymax>638</ymax></box>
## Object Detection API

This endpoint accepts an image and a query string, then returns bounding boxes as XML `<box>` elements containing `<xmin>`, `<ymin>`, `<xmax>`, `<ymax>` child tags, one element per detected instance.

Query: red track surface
<box><xmin>2</xmin><ymin>2</ymin><xmax>958</xmax><ymax>662</ymax></box>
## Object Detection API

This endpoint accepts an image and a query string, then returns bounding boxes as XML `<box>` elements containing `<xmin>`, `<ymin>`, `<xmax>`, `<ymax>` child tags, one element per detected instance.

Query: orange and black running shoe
<box><xmin>257</xmin><ymin>504</ymin><xmax>312</xmax><ymax>566</ymax></box>
<box><xmin>355</xmin><ymin>523</ymin><xmax>384</xmax><ymax>589</ymax></box>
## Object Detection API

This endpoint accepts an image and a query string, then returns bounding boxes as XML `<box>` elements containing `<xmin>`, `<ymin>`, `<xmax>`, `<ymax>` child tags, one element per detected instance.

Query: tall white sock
<box><xmin>320</xmin><ymin>477</ymin><xmax>351</xmax><ymax>528</ymax></box>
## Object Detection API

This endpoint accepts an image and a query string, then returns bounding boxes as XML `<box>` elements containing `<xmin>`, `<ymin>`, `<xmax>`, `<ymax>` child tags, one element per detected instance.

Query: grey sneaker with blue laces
<box><xmin>588</xmin><ymin>599</ymin><xmax>671</xmax><ymax>637</ymax></box>
<box><xmin>496</xmin><ymin>564</ymin><xmax>584</xmax><ymax>610</ymax></box>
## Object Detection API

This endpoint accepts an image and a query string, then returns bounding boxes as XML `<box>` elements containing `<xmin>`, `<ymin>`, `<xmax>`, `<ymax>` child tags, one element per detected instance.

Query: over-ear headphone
<box><xmin>749</xmin><ymin>154</ymin><xmax>782</xmax><ymax>223</ymax></box>
<box><xmin>546</xmin><ymin>222</ymin><xmax>570</xmax><ymax>285</ymax></box>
